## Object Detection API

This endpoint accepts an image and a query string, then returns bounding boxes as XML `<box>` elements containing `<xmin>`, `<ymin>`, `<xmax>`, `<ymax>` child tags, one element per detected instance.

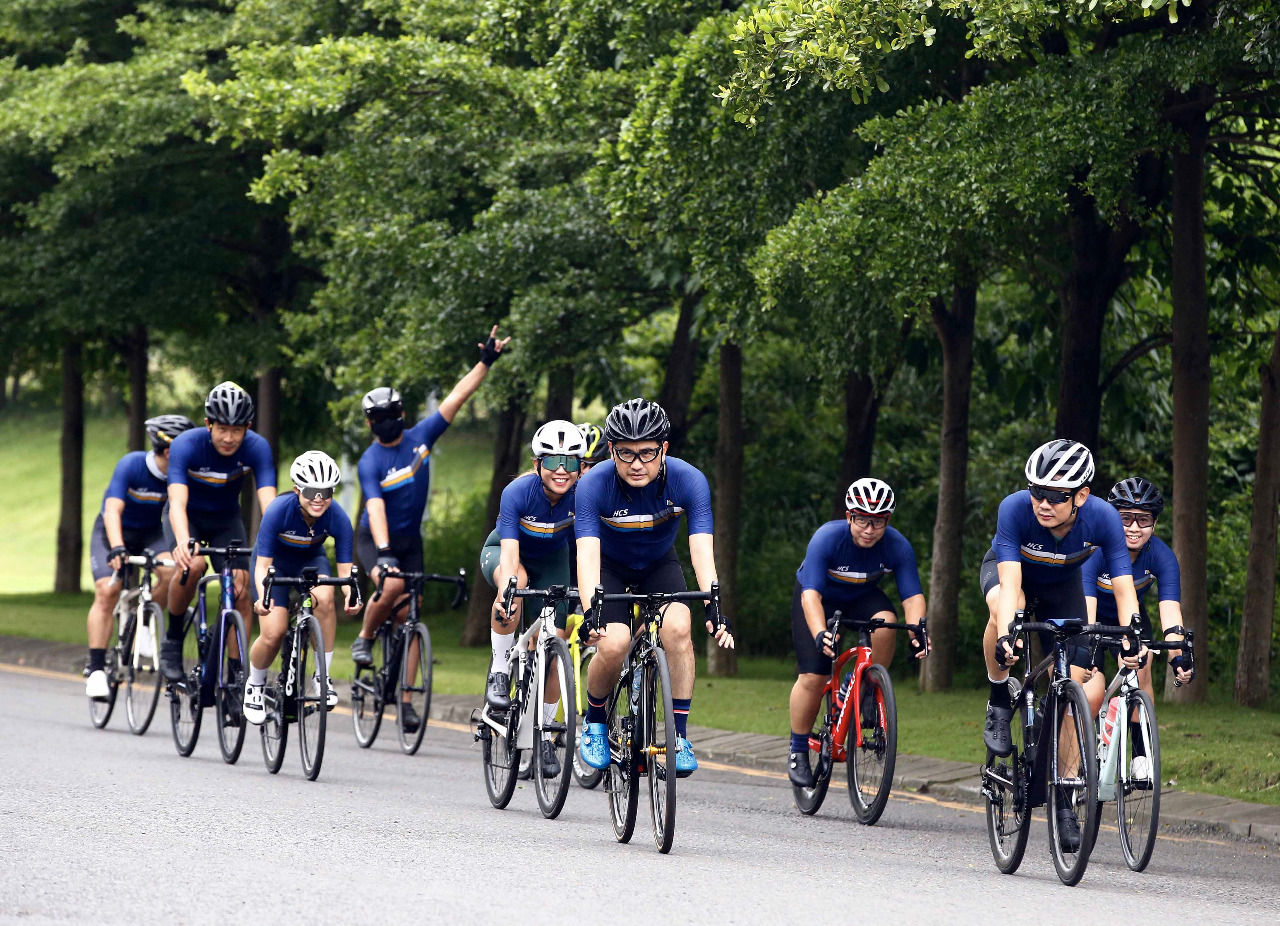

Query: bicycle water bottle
<box><xmin>837</xmin><ymin>672</ymin><xmax>853</xmax><ymax>705</ymax></box>
<box><xmin>1101</xmin><ymin>698</ymin><xmax>1120</xmax><ymax>747</ymax></box>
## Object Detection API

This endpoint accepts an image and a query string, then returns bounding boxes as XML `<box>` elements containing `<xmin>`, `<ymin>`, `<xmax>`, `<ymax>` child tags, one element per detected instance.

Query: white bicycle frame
<box><xmin>107</xmin><ymin>554</ymin><xmax>171</xmax><ymax>675</ymax></box>
<box><xmin>478</xmin><ymin>606</ymin><xmax>571</xmax><ymax>751</ymax></box>
<box><xmin>1095</xmin><ymin>667</ymin><xmax>1149</xmax><ymax>802</ymax></box>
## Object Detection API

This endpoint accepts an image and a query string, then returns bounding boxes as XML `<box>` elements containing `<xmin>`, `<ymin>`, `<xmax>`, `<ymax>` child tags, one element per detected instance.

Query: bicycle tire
<box><xmin>847</xmin><ymin>663</ymin><xmax>897</xmax><ymax>825</ymax></box>
<box><xmin>89</xmin><ymin>609</ymin><xmax>123</xmax><ymax>729</ymax></box>
<box><xmin>793</xmin><ymin>691</ymin><xmax>833</xmax><ymax>815</ymax></box>
<box><xmin>984</xmin><ymin>680</ymin><xmax>1032</xmax><ymax>874</ymax></box>
<box><xmin>1118</xmin><ymin>689</ymin><xmax>1161</xmax><ymax>872</ymax></box>
<box><xmin>352</xmin><ymin>666</ymin><xmax>384</xmax><ymax>748</ymax></box>
<box><xmin>605</xmin><ymin>668</ymin><xmax>640</xmax><ymax>843</ymax></box>
<box><xmin>1047</xmin><ymin>679</ymin><xmax>1099</xmax><ymax>886</ymax></box>
<box><xmin>396</xmin><ymin>622</ymin><xmax>432</xmax><ymax>755</ymax></box>
<box><xmin>645</xmin><ymin>649</ymin><xmax>678</xmax><ymax>853</ymax></box>
<box><xmin>260</xmin><ymin>670</ymin><xmax>288</xmax><ymax>774</ymax></box>
<box><xmin>533</xmin><ymin>635</ymin><xmax>576</xmax><ymax>819</ymax></box>
<box><xmin>126</xmin><ymin>602</ymin><xmax>163</xmax><ymax>735</ymax></box>
<box><xmin>481</xmin><ymin>680</ymin><xmax>520</xmax><ymax>809</ymax></box>
<box><xmin>571</xmin><ymin>647</ymin><xmax>603</xmax><ymax>790</ymax></box>
<box><xmin>215</xmin><ymin>610</ymin><xmax>248</xmax><ymax>765</ymax></box>
<box><xmin>169</xmin><ymin>613</ymin><xmax>203</xmax><ymax>756</ymax></box>
<box><xmin>297</xmin><ymin>614</ymin><xmax>327</xmax><ymax>781</ymax></box>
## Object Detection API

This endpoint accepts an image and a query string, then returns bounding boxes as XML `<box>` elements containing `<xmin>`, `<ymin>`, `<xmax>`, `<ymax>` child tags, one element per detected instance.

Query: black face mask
<box><xmin>371</xmin><ymin>417</ymin><xmax>405</xmax><ymax>443</ymax></box>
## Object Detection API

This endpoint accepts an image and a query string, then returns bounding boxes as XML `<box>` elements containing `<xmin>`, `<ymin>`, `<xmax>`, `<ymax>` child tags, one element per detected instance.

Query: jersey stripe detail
<box><xmin>126</xmin><ymin>488</ymin><xmax>164</xmax><ymax>504</ymax></box>
<box><xmin>379</xmin><ymin>444</ymin><xmax>430</xmax><ymax>492</ymax></box>
<box><xmin>518</xmin><ymin>516</ymin><xmax>575</xmax><ymax>537</ymax></box>
<box><xmin>601</xmin><ymin>507</ymin><xmax>684</xmax><ymax>532</ymax></box>
<box><xmin>186</xmin><ymin>465</ymin><xmax>251</xmax><ymax>487</ymax></box>
<box><xmin>1019</xmin><ymin>544</ymin><xmax>1096</xmax><ymax>567</ymax></box>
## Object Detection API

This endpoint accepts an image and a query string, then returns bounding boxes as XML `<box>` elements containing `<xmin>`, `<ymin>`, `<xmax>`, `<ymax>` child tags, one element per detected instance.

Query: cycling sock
<box><xmin>166</xmin><ymin>611</ymin><xmax>185</xmax><ymax>642</ymax></box>
<box><xmin>672</xmin><ymin>698</ymin><xmax>691</xmax><ymax>738</ymax></box>
<box><xmin>490</xmin><ymin>630</ymin><xmax>515</xmax><ymax>674</ymax></box>
<box><xmin>1129</xmin><ymin>720</ymin><xmax>1146</xmax><ymax>757</ymax></box>
<box><xmin>325</xmin><ymin>651</ymin><xmax>334</xmax><ymax>674</ymax></box>
<box><xmin>790</xmin><ymin>731</ymin><xmax>810</xmax><ymax>754</ymax></box>
<box><xmin>88</xmin><ymin>648</ymin><xmax>106</xmax><ymax>673</ymax></box>
<box><xmin>988</xmin><ymin>675</ymin><xmax>1011</xmax><ymax>708</ymax></box>
<box><xmin>586</xmin><ymin>693</ymin><xmax>607</xmax><ymax>726</ymax></box>
<box><xmin>542</xmin><ymin>701</ymin><xmax>557</xmax><ymax>725</ymax></box>
<box><xmin>249</xmin><ymin>664</ymin><xmax>268</xmax><ymax>686</ymax></box>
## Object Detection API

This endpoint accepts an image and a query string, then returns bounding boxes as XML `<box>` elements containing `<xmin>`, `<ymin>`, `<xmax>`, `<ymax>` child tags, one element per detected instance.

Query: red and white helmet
<box><xmin>845</xmin><ymin>478</ymin><xmax>895</xmax><ymax>516</ymax></box>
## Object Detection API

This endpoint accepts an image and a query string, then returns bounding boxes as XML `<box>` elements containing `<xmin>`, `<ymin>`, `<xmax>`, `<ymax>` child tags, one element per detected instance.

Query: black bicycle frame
<box><xmin>182</xmin><ymin>540</ymin><xmax>249</xmax><ymax>706</ymax></box>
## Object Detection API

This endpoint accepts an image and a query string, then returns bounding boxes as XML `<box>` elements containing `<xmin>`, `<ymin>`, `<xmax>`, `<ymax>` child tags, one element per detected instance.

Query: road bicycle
<box><xmin>577</xmin><ymin>583</ymin><xmax>728</xmax><ymax>854</ymax></box>
<box><xmin>1086</xmin><ymin>625</ymin><xmax>1195</xmax><ymax>871</ymax></box>
<box><xmin>792</xmin><ymin>611</ymin><xmax>928</xmax><ymax>824</ymax></box>
<box><xmin>980</xmin><ymin>614</ymin><xmax>1118</xmax><ymax>886</ymax></box>
<box><xmin>87</xmin><ymin>549</ymin><xmax>172</xmax><ymax>734</ymax></box>
<box><xmin>352</xmin><ymin>568</ymin><xmax>467</xmax><ymax>754</ymax></box>
<box><xmin>259</xmin><ymin>566</ymin><xmax>361</xmax><ymax>780</ymax></box>
<box><xmin>567</xmin><ymin>607</ymin><xmax>602</xmax><ymax>790</ymax></box>
<box><xmin>168</xmin><ymin>540</ymin><xmax>250</xmax><ymax>764</ymax></box>
<box><xmin>476</xmin><ymin>579</ymin><xmax>577</xmax><ymax>819</ymax></box>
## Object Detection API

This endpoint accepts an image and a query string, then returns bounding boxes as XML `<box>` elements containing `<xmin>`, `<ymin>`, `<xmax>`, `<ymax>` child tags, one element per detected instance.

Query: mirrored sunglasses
<box><xmin>539</xmin><ymin>454</ymin><xmax>581</xmax><ymax>473</ymax></box>
<box><xmin>300</xmin><ymin>486</ymin><xmax>334</xmax><ymax>501</ymax></box>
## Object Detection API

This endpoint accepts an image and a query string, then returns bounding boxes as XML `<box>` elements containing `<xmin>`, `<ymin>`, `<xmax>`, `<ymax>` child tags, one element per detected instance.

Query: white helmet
<box><xmin>1025</xmin><ymin>439</ymin><xmax>1094</xmax><ymax>490</ymax></box>
<box><xmin>845</xmin><ymin>477</ymin><xmax>895</xmax><ymax>515</ymax></box>
<box><xmin>290</xmin><ymin>450</ymin><xmax>342</xmax><ymax>489</ymax></box>
<box><xmin>531</xmin><ymin>419</ymin><xmax>586</xmax><ymax>458</ymax></box>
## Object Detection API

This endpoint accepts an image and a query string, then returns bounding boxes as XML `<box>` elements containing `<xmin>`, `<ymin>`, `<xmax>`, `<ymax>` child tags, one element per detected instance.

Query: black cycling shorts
<box><xmin>792</xmin><ymin>582</ymin><xmax>896</xmax><ymax>676</ymax></box>
<box><xmin>596</xmin><ymin>547</ymin><xmax>688</xmax><ymax>626</ymax></box>
<box><xmin>89</xmin><ymin>514</ymin><xmax>164</xmax><ymax>582</ymax></box>
<box><xmin>161</xmin><ymin>504</ymin><xmax>249</xmax><ymax>572</ymax></box>
<box><xmin>980</xmin><ymin>548</ymin><xmax>1092</xmax><ymax>669</ymax></box>
<box><xmin>355</xmin><ymin>523</ymin><xmax>424</xmax><ymax>577</ymax></box>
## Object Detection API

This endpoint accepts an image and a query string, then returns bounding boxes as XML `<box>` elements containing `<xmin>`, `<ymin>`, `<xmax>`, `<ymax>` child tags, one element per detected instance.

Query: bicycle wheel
<box><xmin>351</xmin><ymin>645</ymin><xmax>385</xmax><ymax>748</ymax></box>
<box><xmin>645</xmin><ymin>650</ymin><xmax>678</xmax><ymax>853</ymax></box>
<box><xmin>534</xmin><ymin>635</ymin><xmax>576</xmax><ymax>820</ymax></box>
<box><xmin>481</xmin><ymin>678</ymin><xmax>520</xmax><ymax>809</ymax></box>
<box><xmin>396</xmin><ymin>622</ymin><xmax>432</xmax><ymax>755</ymax></box>
<box><xmin>169</xmin><ymin>614</ymin><xmax>203</xmax><ymax>757</ymax></box>
<box><xmin>1118</xmin><ymin>689</ymin><xmax>1161</xmax><ymax>872</ymax></box>
<box><xmin>215</xmin><ymin>610</ymin><xmax>248</xmax><ymax>765</ymax></box>
<box><xmin>571</xmin><ymin>647</ymin><xmax>603</xmax><ymax>790</ymax></box>
<box><xmin>89</xmin><ymin>611</ymin><xmax>123</xmax><ymax>729</ymax></box>
<box><xmin>984</xmin><ymin>680</ymin><xmax>1032</xmax><ymax>874</ymax></box>
<box><xmin>1047</xmin><ymin>680</ymin><xmax>1099</xmax><ymax>886</ymax></box>
<box><xmin>793</xmin><ymin>692</ymin><xmax>834</xmax><ymax>815</ymax></box>
<box><xmin>297</xmin><ymin>614</ymin><xmax>327</xmax><ymax>781</ymax></box>
<box><xmin>605</xmin><ymin>669</ymin><xmax>640</xmax><ymax>844</ymax></box>
<box><xmin>847</xmin><ymin>663</ymin><xmax>897</xmax><ymax>825</ymax></box>
<box><xmin>126</xmin><ymin>602</ymin><xmax>163</xmax><ymax>735</ymax></box>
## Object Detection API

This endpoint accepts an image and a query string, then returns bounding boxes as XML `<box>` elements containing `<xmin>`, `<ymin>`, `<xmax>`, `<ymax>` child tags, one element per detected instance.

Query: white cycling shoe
<box><xmin>243</xmin><ymin>681</ymin><xmax>266</xmax><ymax>725</ymax></box>
<box><xmin>311</xmin><ymin>676</ymin><xmax>339</xmax><ymax>710</ymax></box>
<box><xmin>85</xmin><ymin>670</ymin><xmax>110</xmax><ymax>700</ymax></box>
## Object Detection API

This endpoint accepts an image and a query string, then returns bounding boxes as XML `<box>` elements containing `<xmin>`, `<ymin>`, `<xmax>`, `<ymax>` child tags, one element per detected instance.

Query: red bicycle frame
<box><xmin>810</xmin><ymin>635</ymin><xmax>882</xmax><ymax>762</ymax></box>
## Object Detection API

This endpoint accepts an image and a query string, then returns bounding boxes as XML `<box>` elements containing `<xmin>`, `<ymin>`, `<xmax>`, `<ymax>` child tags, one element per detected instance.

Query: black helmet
<box><xmin>1108</xmin><ymin>477</ymin><xmax>1164</xmax><ymax>517</ymax></box>
<box><xmin>604</xmin><ymin>398</ymin><xmax>670</xmax><ymax>444</ymax></box>
<box><xmin>204</xmin><ymin>382</ymin><xmax>254</xmax><ymax>426</ymax></box>
<box><xmin>145</xmin><ymin>414</ymin><xmax>197</xmax><ymax>451</ymax></box>
<box><xmin>577</xmin><ymin>422</ymin><xmax>608</xmax><ymax>464</ymax></box>
<box><xmin>361</xmin><ymin>387</ymin><xmax>403</xmax><ymax>419</ymax></box>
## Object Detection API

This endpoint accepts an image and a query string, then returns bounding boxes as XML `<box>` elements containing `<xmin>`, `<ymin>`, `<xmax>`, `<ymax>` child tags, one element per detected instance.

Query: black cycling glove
<box><xmin>107</xmin><ymin>545</ymin><xmax>129</xmax><ymax>567</ymax></box>
<box><xmin>375</xmin><ymin>546</ymin><xmax>400</xmax><ymax>573</ymax></box>
<box><xmin>814</xmin><ymin>629</ymin><xmax>835</xmax><ymax>656</ymax></box>
<box><xmin>1170</xmin><ymin>653</ymin><xmax>1195</xmax><ymax>682</ymax></box>
<box><xmin>479</xmin><ymin>336</ymin><xmax>503</xmax><ymax>367</ymax></box>
<box><xmin>909</xmin><ymin>628</ymin><xmax>928</xmax><ymax>657</ymax></box>
<box><xmin>995</xmin><ymin>633</ymin><xmax>1020</xmax><ymax>668</ymax></box>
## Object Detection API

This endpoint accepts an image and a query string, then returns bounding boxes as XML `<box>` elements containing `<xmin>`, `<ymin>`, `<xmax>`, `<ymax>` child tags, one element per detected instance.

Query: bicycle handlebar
<box><xmin>108</xmin><ymin>549</ymin><xmax>175</xmax><ymax>587</ymax></box>
<box><xmin>824</xmin><ymin>612</ymin><xmax>929</xmax><ymax>652</ymax></box>
<box><xmin>373</xmin><ymin>567</ymin><xmax>468</xmax><ymax>609</ymax></box>
<box><xmin>264</xmin><ymin>565</ymin><xmax>363</xmax><ymax>611</ymax></box>
<box><xmin>577</xmin><ymin>582</ymin><xmax>728</xmax><ymax>642</ymax></box>
<box><xmin>180</xmin><ymin>537</ymin><xmax>253</xmax><ymax>584</ymax></box>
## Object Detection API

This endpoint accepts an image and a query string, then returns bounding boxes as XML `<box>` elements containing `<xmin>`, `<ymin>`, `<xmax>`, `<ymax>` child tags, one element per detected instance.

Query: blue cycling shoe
<box><xmin>675</xmin><ymin>737</ymin><xmax>698</xmax><ymax>778</ymax></box>
<box><xmin>580</xmin><ymin>722</ymin><xmax>610</xmax><ymax>770</ymax></box>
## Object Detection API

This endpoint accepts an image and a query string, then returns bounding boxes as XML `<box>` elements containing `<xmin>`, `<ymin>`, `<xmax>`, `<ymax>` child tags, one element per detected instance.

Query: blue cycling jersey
<box><xmin>102</xmin><ymin>450</ymin><xmax>167</xmax><ymax>531</ymax></box>
<box><xmin>573</xmin><ymin>457</ymin><xmax>713</xmax><ymax>570</ymax></box>
<box><xmin>497</xmin><ymin>472</ymin><xmax>575</xmax><ymax>560</ymax></box>
<box><xmin>167</xmin><ymin>427</ymin><xmax>276</xmax><ymax>517</ymax></box>
<box><xmin>357</xmin><ymin>412</ymin><xmax>449</xmax><ymax>536</ymax></box>
<box><xmin>796</xmin><ymin>520</ymin><xmax>924</xmax><ymax>603</ymax></box>
<box><xmin>992</xmin><ymin>490</ymin><xmax>1131</xmax><ymax>586</ymax></box>
<box><xmin>1081</xmin><ymin>536</ymin><xmax>1180</xmax><ymax>621</ymax></box>
<box><xmin>254</xmin><ymin>493</ymin><xmax>355</xmax><ymax>563</ymax></box>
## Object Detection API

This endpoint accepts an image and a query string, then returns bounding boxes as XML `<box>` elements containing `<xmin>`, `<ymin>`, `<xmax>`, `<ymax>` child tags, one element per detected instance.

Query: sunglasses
<box><xmin>1028</xmin><ymin>484</ymin><xmax>1075</xmax><ymax>505</ymax></box>
<box><xmin>300</xmin><ymin>486</ymin><xmax>334</xmax><ymax>501</ymax></box>
<box><xmin>539</xmin><ymin>454</ymin><xmax>582</xmax><ymax>473</ymax></box>
<box><xmin>1119</xmin><ymin>512</ymin><xmax>1155</xmax><ymax>528</ymax></box>
<box><xmin>613</xmin><ymin>446</ymin><xmax>661</xmax><ymax>464</ymax></box>
<box><xmin>366</xmin><ymin>404</ymin><xmax>403</xmax><ymax>423</ymax></box>
<box><xmin>851</xmin><ymin>514</ymin><xmax>890</xmax><ymax>529</ymax></box>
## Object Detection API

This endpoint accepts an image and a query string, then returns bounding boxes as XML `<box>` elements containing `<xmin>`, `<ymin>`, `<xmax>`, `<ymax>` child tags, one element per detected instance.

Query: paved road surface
<box><xmin>1</xmin><ymin>666</ymin><xmax>1275</xmax><ymax>924</ymax></box>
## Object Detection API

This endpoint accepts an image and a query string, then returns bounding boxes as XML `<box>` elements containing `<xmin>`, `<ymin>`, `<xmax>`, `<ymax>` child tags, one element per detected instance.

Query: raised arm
<box><xmin>438</xmin><ymin>325</ymin><xmax>511</xmax><ymax>423</ymax></box>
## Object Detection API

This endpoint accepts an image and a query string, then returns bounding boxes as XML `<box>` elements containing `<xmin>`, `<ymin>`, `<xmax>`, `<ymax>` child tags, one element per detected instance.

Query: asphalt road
<box><xmin>1</xmin><ymin>666</ymin><xmax>1275</xmax><ymax>925</ymax></box>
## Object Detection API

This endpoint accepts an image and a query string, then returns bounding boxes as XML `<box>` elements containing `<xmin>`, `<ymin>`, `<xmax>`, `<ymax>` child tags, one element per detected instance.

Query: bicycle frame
<box><xmin>367</xmin><ymin>569</ymin><xmax>463</xmax><ymax>702</ymax></box>
<box><xmin>181</xmin><ymin>541</ymin><xmax>249</xmax><ymax>706</ymax></box>
<box><xmin>118</xmin><ymin>552</ymin><xmax>169</xmax><ymax>673</ymax></box>
<box><xmin>817</xmin><ymin>633</ymin><xmax>875</xmax><ymax>763</ymax></box>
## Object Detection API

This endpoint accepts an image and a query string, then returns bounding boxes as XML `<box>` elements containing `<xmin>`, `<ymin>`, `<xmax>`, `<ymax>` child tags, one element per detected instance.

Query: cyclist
<box><xmin>575</xmin><ymin>398</ymin><xmax>734</xmax><ymax>778</ymax></box>
<box><xmin>159</xmin><ymin>382</ymin><xmax>277</xmax><ymax>682</ymax></box>
<box><xmin>1078</xmin><ymin>478</ymin><xmax>1193</xmax><ymax>779</ymax></box>
<box><xmin>350</xmin><ymin>326</ymin><xmax>510</xmax><ymax>671</ymax></box>
<box><xmin>480</xmin><ymin>419</ymin><xmax>585</xmax><ymax>777</ymax></box>
<box><xmin>786</xmin><ymin>478</ymin><xmax>928</xmax><ymax>788</ymax></box>
<box><xmin>981</xmin><ymin>439</ymin><xmax>1141</xmax><ymax>851</ymax></box>
<box><xmin>244</xmin><ymin>451</ymin><xmax>359</xmax><ymax>724</ymax></box>
<box><xmin>85</xmin><ymin>415</ymin><xmax>196</xmax><ymax>698</ymax></box>
<box><xmin>576</xmin><ymin>421</ymin><xmax>608</xmax><ymax>470</ymax></box>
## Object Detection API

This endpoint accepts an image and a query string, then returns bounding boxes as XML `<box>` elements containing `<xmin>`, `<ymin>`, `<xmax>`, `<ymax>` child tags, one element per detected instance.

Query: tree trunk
<box><xmin>709</xmin><ymin>341</ymin><xmax>743</xmax><ymax>676</ymax></box>
<box><xmin>126</xmin><ymin>325</ymin><xmax>148</xmax><ymax>452</ymax></box>
<box><xmin>55</xmin><ymin>339</ymin><xmax>85</xmax><ymax>594</ymax></box>
<box><xmin>834</xmin><ymin>369</ymin><xmax>879</xmax><ymax>516</ymax></box>
<box><xmin>1166</xmin><ymin>100</ymin><xmax>1211</xmax><ymax>704</ymax></box>
<box><xmin>657</xmin><ymin>288</ymin><xmax>702</xmax><ymax>453</ymax></box>
<box><xmin>545</xmin><ymin>365</ymin><xmax>575</xmax><ymax>422</ymax></box>
<box><xmin>256</xmin><ymin>367</ymin><xmax>283</xmax><ymax>469</ymax></box>
<box><xmin>1234</xmin><ymin>318</ymin><xmax>1280</xmax><ymax>704</ymax></box>
<box><xmin>920</xmin><ymin>282</ymin><xmax>977</xmax><ymax>692</ymax></box>
<box><xmin>462</xmin><ymin>395</ymin><xmax>530</xmax><ymax>646</ymax></box>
